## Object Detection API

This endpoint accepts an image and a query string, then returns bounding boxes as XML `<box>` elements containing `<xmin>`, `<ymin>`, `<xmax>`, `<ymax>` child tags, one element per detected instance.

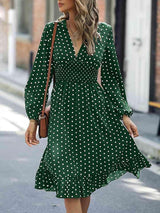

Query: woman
<box><xmin>24</xmin><ymin>0</ymin><xmax>152</xmax><ymax>212</ymax></box>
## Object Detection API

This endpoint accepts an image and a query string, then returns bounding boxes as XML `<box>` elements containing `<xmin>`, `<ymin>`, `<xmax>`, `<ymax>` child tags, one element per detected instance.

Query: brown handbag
<box><xmin>38</xmin><ymin>21</ymin><xmax>58</xmax><ymax>138</ymax></box>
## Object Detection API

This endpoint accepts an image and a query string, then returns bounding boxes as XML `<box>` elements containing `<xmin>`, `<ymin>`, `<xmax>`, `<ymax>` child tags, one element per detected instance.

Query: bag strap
<box><xmin>41</xmin><ymin>21</ymin><xmax>58</xmax><ymax>116</ymax></box>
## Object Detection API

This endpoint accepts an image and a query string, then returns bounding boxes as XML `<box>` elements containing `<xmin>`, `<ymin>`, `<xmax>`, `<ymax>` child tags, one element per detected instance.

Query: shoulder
<box><xmin>42</xmin><ymin>21</ymin><xmax>58</xmax><ymax>38</ymax></box>
<box><xmin>98</xmin><ymin>22</ymin><xmax>113</xmax><ymax>45</ymax></box>
<box><xmin>98</xmin><ymin>21</ymin><xmax>110</xmax><ymax>27</ymax></box>
<box><xmin>44</xmin><ymin>19</ymin><xmax>64</xmax><ymax>33</ymax></box>
<box><xmin>44</xmin><ymin>21</ymin><xmax>55</xmax><ymax>32</ymax></box>
<box><xmin>98</xmin><ymin>22</ymin><xmax>112</xmax><ymax>32</ymax></box>
<box><xmin>45</xmin><ymin>18</ymin><xmax>64</xmax><ymax>28</ymax></box>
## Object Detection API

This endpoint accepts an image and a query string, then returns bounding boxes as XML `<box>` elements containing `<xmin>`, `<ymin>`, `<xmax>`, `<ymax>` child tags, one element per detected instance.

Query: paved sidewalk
<box><xmin>0</xmin><ymin>67</ymin><xmax>160</xmax><ymax>160</ymax></box>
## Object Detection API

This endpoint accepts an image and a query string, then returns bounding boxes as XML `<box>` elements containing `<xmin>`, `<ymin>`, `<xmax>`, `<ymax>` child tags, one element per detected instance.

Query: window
<box><xmin>15</xmin><ymin>0</ymin><xmax>32</xmax><ymax>36</ymax></box>
<box><xmin>46</xmin><ymin>0</ymin><xmax>62</xmax><ymax>22</ymax></box>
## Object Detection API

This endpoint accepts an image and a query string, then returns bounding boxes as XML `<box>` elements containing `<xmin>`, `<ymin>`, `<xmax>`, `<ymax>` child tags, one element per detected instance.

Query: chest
<box><xmin>51</xmin><ymin>23</ymin><xmax>106</xmax><ymax>70</ymax></box>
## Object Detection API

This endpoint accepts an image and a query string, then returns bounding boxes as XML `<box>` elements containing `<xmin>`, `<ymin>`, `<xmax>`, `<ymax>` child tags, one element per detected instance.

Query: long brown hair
<box><xmin>57</xmin><ymin>0</ymin><xmax>101</xmax><ymax>55</ymax></box>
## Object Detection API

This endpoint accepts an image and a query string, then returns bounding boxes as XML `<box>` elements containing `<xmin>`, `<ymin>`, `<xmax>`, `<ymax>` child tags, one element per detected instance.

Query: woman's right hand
<box><xmin>25</xmin><ymin>120</ymin><xmax>39</xmax><ymax>147</ymax></box>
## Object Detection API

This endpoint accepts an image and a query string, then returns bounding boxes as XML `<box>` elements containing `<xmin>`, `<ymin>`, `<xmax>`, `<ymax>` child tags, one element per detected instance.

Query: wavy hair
<box><xmin>57</xmin><ymin>0</ymin><xmax>101</xmax><ymax>55</ymax></box>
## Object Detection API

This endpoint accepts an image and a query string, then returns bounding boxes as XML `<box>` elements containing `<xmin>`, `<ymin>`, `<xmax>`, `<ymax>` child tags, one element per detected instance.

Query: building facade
<box><xmin>0</xmin><ymin>0</ymin><xmax>159</xmax><ymax>113</ymax></box>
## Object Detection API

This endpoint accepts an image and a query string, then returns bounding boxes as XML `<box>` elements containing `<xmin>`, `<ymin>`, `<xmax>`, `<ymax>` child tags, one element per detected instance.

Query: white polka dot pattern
<box><xmin>24</xmin><ymin>23</ymin><xmax>54</xmax><ymax>121</ymax></box>
<box><xmin>24</xmin><ymin>19</ymin><xmax>152</xmax><ymax>199</ymax></box>
<box><xmin>101</xmin><ymin>23</ymin><xmax>133</xmax><ymax>120</ymax></box>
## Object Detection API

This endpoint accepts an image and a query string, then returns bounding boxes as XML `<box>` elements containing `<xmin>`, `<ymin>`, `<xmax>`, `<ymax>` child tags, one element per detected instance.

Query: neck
<box><xmin>67</xmin><ymin>9</ymin><xmax>77</xmax><ymax>24</ymax></box>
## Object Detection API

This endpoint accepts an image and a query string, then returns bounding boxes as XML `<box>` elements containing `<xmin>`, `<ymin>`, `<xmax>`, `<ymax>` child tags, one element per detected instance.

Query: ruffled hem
<box><xmin>34</xmin><ymin>155</ymin><xmax>152</xmax><ymax>198</ymax></box>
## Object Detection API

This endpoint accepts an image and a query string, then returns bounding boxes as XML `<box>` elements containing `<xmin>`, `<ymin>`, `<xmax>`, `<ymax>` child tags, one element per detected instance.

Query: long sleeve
<box><xmin>24</xmin><ymin>23</ymin><xmax>54</xmax><ymax>121</ymax></box>
<box><xmin>101</xmin><ymin>24</ymin><xmax>133</xmax><ymax>120</ymax></box>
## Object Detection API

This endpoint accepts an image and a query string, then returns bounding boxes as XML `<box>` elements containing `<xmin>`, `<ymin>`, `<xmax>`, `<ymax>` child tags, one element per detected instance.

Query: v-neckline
<box><xmin>63</xmin><ymin>19</ymin><xmax>84</xmax><ymax>59</ymax></box>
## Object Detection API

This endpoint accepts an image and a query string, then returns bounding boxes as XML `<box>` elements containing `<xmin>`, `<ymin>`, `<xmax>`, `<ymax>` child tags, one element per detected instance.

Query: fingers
<box><xmin>131</xmin><ymin>125</ymin><xmax>139</xmax><ymax>137</ymax></box>
<box><xmin>128</xmin><ymin>124</ymin><xmax>139</xmax><ymax>138</ymax></box>
<box><xmin>123</xmin><ymin>116</ymin><xmax>139</xmax><ymax>138</ymax></box>
<box><xmin>25</xmin><ymin>129</ymin><xmax>39</xmax><ymax>147</ymax></box>
<box><xmin>29</xmin><ymin>131</ymin><xmax>39</xmax><ymax>145</ymax></box>
<box><xmin>127</xmin><ymin>127</ymin><xmax>134</xmax><ymax>138</ymax></box>
<box><xmin>25</xmin><ymin>129</ymin><xmax>32</xmax><ymax>147</ymax></box>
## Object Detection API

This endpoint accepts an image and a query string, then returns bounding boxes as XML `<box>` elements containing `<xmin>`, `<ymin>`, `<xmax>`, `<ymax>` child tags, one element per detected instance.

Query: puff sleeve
<box><xmin>101</xmin><ymin>24</ymin><xmax>133</xmax><ymax>120</ymax></box>
<box><xmin>24</xmin><ymin>23</ymin><xmax>54</xmax><ymax>121</ymax></box>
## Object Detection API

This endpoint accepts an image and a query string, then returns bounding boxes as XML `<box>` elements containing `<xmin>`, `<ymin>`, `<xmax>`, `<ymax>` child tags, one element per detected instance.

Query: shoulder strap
<box><xmin>41</xmin><ymin>21</ymin><xmax>58</xmax><ymax>116</ymax></box>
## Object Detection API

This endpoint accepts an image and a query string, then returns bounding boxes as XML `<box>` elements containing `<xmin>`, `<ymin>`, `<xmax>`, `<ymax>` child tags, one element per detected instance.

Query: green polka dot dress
<box><xmin>24</xmin><ymin>18</ymin><xmax>152</xmax><ymax>198</ymax></box>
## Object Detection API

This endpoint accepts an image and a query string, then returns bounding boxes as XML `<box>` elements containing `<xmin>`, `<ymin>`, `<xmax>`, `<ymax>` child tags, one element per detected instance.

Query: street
<box><xmin>0</xmin><ymin>89</ymin><xmax>160</xmax><ymax>213</ymax></box>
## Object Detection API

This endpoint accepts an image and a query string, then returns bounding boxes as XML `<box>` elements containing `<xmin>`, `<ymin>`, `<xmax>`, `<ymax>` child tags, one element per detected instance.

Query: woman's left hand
<box><xmin>122</xmin><ymin>115</ymin><xmax>139</xmax><ymax>138</ymax></box>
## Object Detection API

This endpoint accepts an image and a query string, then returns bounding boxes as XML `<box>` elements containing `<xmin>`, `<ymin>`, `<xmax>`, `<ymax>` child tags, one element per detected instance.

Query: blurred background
<box><xmin>0</xmin><ymin>0</ymin><xmax>160</xmax><ymax>213</ymax></box>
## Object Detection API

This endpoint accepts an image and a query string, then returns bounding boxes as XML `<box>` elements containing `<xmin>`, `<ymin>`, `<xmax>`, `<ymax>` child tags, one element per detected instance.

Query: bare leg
<box><xmin>80</xmin><ymin>196</ymin><xmax>91</xmax><ymax>213</ymax></box>
<box><xmin>64</xmin><ymin>198</ymin><xmax>83</xmax><ymax>213</ymax></box>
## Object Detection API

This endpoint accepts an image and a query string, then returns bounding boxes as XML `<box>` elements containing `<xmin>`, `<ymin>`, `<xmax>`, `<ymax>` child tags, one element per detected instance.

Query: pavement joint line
<box><xmin>135</xmin><ymin>136</ymin><xmax>160</xmax><ymax>149</ymax></box>
<box><xmin>0</xmin><ymin>77</ymin><xmax>24</xmax><ymax>98</ymax></box>
<box><xmin>148</xmin><ymin>162</ymin><xmax>160</xmax><ymax>176</ymax></box>
<box><xmin>0</xmin><ymin>89</ymin><xmax>24</xmax><ymax>108</ymax></box>
<box><xmin>135</xmin><ymin>136</ymin><xmax>160</xmax><ymax>160</ymax></box>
